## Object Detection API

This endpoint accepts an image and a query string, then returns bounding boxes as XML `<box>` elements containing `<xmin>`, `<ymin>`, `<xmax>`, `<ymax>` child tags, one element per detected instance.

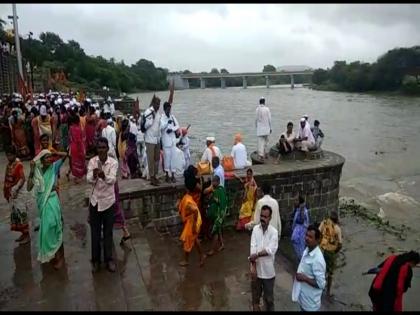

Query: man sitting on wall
<box><xmin>294</xmin><ymin>118</ymin><xmax>316</xmax><ymax>154</ymax></box>
<box><xmin>277</xmin><ymin>121</ymin><xmax>295</xmax><ymax>156</ymax></box>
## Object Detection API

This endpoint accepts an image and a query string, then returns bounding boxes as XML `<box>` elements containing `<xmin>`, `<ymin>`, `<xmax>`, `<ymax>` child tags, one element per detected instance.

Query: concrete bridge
<box><xmin>167</xmin><ymin>70</ymin><xmax>314</xmax><ymax>90</ymax></box>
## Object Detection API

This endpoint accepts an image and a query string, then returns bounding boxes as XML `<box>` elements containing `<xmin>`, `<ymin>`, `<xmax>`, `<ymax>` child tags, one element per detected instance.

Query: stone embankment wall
<box><xmin>85</xmin><ymin>151</ymin><xmax>345</xmax><ymax>236</ymax></box>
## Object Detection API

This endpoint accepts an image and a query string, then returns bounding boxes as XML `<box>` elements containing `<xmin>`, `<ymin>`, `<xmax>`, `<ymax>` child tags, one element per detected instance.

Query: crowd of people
<box><xmin>1</xmin><ymin>90</ymin><xmax>418</xmax><ymax>311</ymax></box>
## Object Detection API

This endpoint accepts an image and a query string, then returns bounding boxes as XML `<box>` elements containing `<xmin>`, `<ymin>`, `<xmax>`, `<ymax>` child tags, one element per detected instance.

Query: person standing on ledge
<box><xmin>143</xmin><ymin>95</ymin><xmax>162</xmax><ymax>186</ymax></box>
<box><xmin>255</xmin><ymin>97</ymin><xmax>272</xmax><ymax>160</ymax></box>
<box><xmin>160</xmin><ymin>101</ymin><xmax>180</xmax><ymax>183</ymax></box>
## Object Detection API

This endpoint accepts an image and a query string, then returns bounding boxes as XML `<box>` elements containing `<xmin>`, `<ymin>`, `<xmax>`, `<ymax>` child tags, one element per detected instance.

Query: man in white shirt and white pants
<box><xmin>249</xmin><ymin>205</ymin><xmax>279</xmax><ymax>311</ymax></box>
<box><xmin>245</xmin><ymin>183</ymin><xmax>282</xmax><ymax>239</ymax></box>
<box><xmin>160</xmin><ymin>101</ymin><xmax>179</xmax><ymax>183</ymax></box>
<box><xmin>144</xmin><ymin>96</ymin><xmax>161</xmax><ymax>186</ymax></box>
<box><xmin>255</xmin><ymin>97</ymin><xmax>272</xmax><ymax>159</ymax></box>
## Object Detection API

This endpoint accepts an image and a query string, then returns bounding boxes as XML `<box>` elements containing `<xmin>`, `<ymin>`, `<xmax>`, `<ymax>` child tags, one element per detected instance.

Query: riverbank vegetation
<box><xmin>0</xmin><ymin>25</ymin><xmax>168</xmax><ymax>93</ymax></box>
<box><xmin>312</xmin><ymin>46</ymin><xmax>420</xmax><ymax>95</ymax></box>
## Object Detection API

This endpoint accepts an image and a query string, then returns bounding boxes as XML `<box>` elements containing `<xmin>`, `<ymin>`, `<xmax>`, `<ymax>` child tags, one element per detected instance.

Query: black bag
<box><xmin>140</xmin><ymin>110</ymin><xmax>154</xmax><ymax>133</ymax></box>
<box><xmin>140</xmin><ymin>113</ymin><xmax>147</xmax><ymax>133</ymax></box>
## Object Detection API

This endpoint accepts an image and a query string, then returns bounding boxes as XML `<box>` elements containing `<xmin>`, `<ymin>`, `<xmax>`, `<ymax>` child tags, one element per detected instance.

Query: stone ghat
<box><xmin>85</xmin><ymin>150</ymin><xmax>345</xmax><ymax>236</ymax></box>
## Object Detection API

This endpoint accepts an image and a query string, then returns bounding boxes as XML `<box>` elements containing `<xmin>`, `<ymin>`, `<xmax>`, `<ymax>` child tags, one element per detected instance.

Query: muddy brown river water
<box><xmin>131</xmin><ymin>86</ymin><xmax>420</xmax><ymax>229</ymax></box>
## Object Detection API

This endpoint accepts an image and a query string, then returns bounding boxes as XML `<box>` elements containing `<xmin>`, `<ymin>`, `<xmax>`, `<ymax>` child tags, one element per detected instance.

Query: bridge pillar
<box><xmin>242</xmin><ymin>76</ymin><xmax>247</xmax><ymax>89</ymax></box>
<box><xmin>183</xmin><ymin>79</ymin><xmax>190</xmax><ymax>89</ymax></box>
<box><xmin>291</xmin><ymin>74</ymin><xmax>295</xmax><ymax>89</ymax></box>
<box><xmin>221</xmin><ymin>77</ymin><xmax>226</xmax><ymax>89</ymax></box>
<box><xmin>266</xmin><ymin>75</ymin><xmax>270</xmax><ymax>88</ymax></box>
<box><xmin>166</xmin><ymin>74</ymin><xmax>190</xmax><ymax>90</ymax></box>
<box><xmin>200</xmin><ymin>78</ymin><xmax>206</xmax><ymax>89</ymax></box>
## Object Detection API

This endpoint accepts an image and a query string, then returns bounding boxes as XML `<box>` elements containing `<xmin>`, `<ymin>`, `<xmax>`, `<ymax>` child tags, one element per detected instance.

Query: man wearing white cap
<box><xmin>144</xmin><ymin>95</ymin><xmax>162</xmax><ymax>186</ymax></box>
<box><xmin>33</xmin><ymin>105</ymin><xmax>53</xmax><ymax>154</ymax></box>
<box><xmin>255</xmin><ymin>97</ymin><xmax>272</xmax><ymax>159</ymax></box>
<box><xmin>201</xmin><ymin>136</ymin><xmax>222</xmax><ymax>163</ymax></box>
<box><xmin>295</xmin><ymin>118</ymin><xmax>316</xmax><ymax>153</ymax></box>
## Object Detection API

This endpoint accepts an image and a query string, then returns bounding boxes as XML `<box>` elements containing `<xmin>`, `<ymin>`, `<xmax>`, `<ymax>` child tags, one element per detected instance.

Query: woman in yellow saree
<box><xmin>235</xmin><ymin>168</ymin><xmax>257</xmax><ymax>231</ymax></box>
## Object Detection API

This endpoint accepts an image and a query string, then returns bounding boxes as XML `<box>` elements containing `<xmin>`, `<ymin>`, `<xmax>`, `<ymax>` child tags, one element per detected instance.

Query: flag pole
<box><xmin>12</xmin><ymin>4</ymin><xmax>24</xmax><ymax>82</ymax></box>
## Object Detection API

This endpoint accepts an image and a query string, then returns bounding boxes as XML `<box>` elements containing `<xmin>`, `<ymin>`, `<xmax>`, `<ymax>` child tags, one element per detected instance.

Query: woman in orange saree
<box><xmin>178</xmin><ymin>174</ymin><xmax>206</xmax><ymax>267</ymax></box>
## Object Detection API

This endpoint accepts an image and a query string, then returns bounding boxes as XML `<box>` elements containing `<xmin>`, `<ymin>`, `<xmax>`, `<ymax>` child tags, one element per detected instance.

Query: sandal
<box><xmin>179</xmin><ymin>261</ymin><xmax>189</xmax><ymax>267</ymax></box>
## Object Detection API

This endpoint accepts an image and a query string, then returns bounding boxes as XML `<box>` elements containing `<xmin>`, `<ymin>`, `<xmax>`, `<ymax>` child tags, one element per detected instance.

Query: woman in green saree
<box><xmin>27</xmin><ymin>149</ymin><xmax>68</xmax><ymax>269</ymax></box>
<box><xmin>206</xmin><ymin>175</ymin><xmax>228</xmax><ymax>256</ymax></box>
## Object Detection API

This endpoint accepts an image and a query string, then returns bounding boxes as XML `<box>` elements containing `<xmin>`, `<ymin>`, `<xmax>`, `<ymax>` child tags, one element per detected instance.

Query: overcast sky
<box><xmin>1</xmin><ymin>4</ymin><xmax>419</xmax><ymax>72</ymax></box>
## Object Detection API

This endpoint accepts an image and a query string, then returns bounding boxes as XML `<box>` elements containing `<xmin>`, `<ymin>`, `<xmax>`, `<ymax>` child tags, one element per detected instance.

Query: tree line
<box><xmin>0</xmin><ymin>24</ymin><xmax>168</xmax><ymax>93</ymax></box>
<box><xmin>312</xmin><ymin>46</ymin><xmax>420</xmax><ymax>95</ymax></box>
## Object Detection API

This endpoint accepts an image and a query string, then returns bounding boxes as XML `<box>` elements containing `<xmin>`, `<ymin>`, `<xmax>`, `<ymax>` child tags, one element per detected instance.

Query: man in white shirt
<box><xmin>129</xmin><ymin>115</ymin><xmax>139</xmax><ymax>138</ymax></box>
<box><xmin>245</xmin><ymin>183</ymin><xmax>282</xmax><ymax>238</ymax></box>
<box><xmin>211</xmin><ymin>156</ymin><xmax>225</xmax><ymax>187</ymax></box>
<box><xmin>255</xmin><ymin>97</ymin><xmax>272</xmax><ymax>160</ymax></box>
<box><xmin>295</xmin><ymin>118</ymin><xmax>316</xmax><ymax>153</ymax></box>
<box><xmin>132</xmin><ymin>112</ymin><xmax>146</xmax><ymax>175</ymax></box>
<box><xmin>144</xmin><ymin>95</ymin><xmax>161</xmax><ymax>186</ymax></box>
<box><xmin>249</xmin><ymin>205</ymin><xmax>279</xmax><ymax>311</ymax></box>
<box><xmin>295</xmin><ymin>224</ymin><xmax>326</xmax><ymax>311</ymax></box>
<box><xmin>87</xmin><ymin>137</ymin><xmax>119</xmax><ymax>273</ymax></box>
<box><xmin>101</xmin><ymin>120</ymin><xmax>117</xmax><ymax>159</ymax></box>
<box><xmin>277</xmin><ymin>121</ymin><xmax>295</xmax><ymax>156</ymax></box>
<box><xmin>160</xmin><ymin>101</ymin><xmax>179</xmax><ymax>183</ymax></box>
<box><xmin>201</xmin><ymin>136</ymin><xmax>222</xmax><ymax>163</ymax></box>
<box><xmin>231</xmin><ymin>133</ymin><xmax>251</xmax><ymax>169</ymax></box>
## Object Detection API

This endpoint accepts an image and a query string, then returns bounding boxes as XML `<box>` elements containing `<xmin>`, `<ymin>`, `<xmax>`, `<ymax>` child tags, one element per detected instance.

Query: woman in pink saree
<box><xmin>67</xmin><ymin>114</ymin><xmax>86</xmax><ymax>183</ymax></box>
<box><xmin>85</xmin><ymin>106</ymin><xmax>97</xmax><ymax>158</ymax></box>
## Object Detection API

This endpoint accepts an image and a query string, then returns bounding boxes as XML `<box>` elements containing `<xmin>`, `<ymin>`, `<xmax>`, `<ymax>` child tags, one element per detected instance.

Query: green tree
<box><xmin>312</xmin><ymin>69</ymin><xmax>329</xmax><ymax>85</ymax></box>
<box><xmin>263</xmin><ymin>64</ymin><xmax>276</xmax><ymax>72</ymax></box>
<box><xmin>39</xmin><ymin>32</ymin><xmax>64</xmax><ymax>53</ymax></box>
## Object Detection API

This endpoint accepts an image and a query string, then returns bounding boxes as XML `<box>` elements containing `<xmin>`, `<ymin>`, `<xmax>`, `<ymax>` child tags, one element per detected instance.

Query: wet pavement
<box><xmin>1</xmin><ymin>157</ymin><xmax>420</xmax><ymax>311</ymax></box>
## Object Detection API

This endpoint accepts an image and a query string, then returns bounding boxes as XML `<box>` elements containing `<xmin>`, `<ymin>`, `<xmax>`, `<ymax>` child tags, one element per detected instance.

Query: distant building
<box><xmin>276</xmin><ymin>65</ymin><xmax>312</xmax><ymax>72</ymax></box>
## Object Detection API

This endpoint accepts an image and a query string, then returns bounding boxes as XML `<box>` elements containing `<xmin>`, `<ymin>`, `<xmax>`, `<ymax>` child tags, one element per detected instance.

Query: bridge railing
<box><xmin>178</xmin><ymin>70</ymin><xmax>313</xmax><ymax>79</ymax></box>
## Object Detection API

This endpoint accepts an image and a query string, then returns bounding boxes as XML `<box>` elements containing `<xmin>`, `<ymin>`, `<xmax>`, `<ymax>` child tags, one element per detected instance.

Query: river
<box><xmin>131</xmin><ymin>86</ymin><xmax>420</xmax><ymax>230</ymax></box>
